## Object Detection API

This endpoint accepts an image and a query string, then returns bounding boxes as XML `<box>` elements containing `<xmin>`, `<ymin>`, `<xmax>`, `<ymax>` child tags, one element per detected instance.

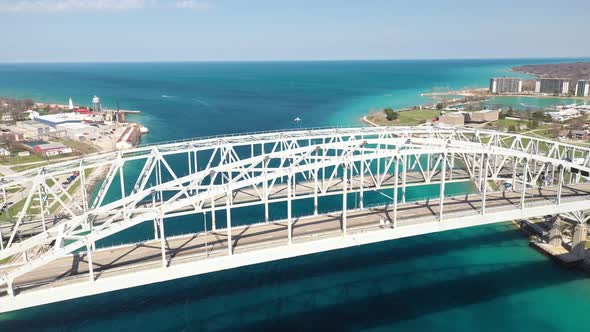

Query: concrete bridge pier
<box><xmin>571</xmin><ymin>223</ymin><xmax>588</xmax><ymax>258</ymax></box>
<box><xmin>548</xmin><ymin>217</ymin><xmax>562</xmax><ymax>247</ymax></box>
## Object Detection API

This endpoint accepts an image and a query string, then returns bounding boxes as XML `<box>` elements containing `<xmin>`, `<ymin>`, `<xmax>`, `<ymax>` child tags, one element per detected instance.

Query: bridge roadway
<box><xmin>2</xmin><ymin>183</ymin><xmax>589</xmax><ymax>299</ymax></box>
<box><xmin>1</xmin><ymin>167</ymin><xmax>477</xmax><ymax>238</ymax></box>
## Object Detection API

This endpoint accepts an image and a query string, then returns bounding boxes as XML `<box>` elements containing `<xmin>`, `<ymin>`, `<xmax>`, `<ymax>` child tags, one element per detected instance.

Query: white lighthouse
<box><xmin>92</xmin><ymin>95</ymin><xmax>101</xmax><ymax>112</ymax></box>
<box><xmin>68</xmin><ymin>97</ymin><xmax>74</xmax><ymax>110</ymax></box>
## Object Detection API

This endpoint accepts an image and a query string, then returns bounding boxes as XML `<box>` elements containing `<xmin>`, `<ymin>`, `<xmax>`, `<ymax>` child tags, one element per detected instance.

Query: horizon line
<box><xmin>1</xmin><ymin>56</ymin><xmax>590</xmax><ymax>65</ymax></box>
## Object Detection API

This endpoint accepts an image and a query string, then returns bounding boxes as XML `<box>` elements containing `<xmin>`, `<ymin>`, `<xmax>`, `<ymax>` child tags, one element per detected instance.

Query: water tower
<box><xmin>92</xmin><ymin>95</ymin><xmax>101</xmax><ymax>112</ymax></box>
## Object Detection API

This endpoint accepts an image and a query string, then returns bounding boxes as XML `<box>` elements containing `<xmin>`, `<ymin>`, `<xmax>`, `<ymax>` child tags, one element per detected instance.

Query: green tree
<box><xmin>508</xmin><ymin>125</ymin><xmax>517</xmax><ymax>132</ymax></box>
<box><xmin>384</xmin><ymin>108</ymin><xmax>398</xmax><ymax>121</ymax></box>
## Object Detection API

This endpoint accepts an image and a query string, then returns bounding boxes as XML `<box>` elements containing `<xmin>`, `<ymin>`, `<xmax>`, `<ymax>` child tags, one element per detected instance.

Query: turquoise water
<box><xmin>1</xmin><ymin>59</ymin><xmax>589</xmax><ymax>331</ymax></box>
<box><xmin>486</xmin><ymin>96</ymin><xmax>590</xmax><ymax>111</ymax></box>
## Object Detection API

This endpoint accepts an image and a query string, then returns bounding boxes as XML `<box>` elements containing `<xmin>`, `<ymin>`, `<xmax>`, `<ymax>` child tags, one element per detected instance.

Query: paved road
<box><xmin>2</xmin><ymin>183</ymin><xmax>589</xmax><ymax>297</ymax></box>
<box><xmin>1</xmin><ymin>168</ymin><xmax>476</xmax><ymax>238</ymax></box>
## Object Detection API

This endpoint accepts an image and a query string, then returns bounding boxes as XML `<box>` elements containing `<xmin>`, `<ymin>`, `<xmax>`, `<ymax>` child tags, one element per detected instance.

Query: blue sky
<box><xmin>0</xmin><ymin>0</ymin><xmax>589</xmax><ymax>62</ymax></box>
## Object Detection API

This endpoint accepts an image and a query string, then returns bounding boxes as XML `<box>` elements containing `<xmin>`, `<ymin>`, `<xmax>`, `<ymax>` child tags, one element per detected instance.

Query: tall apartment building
<box><xmin>534</xmin><ymin>78</ymin><xmax>572</xmax><ymax>95</ymax></box>
<box><xmin>489</xmin><ymin>77</ymin><xmax>522</xmax><ymax>94</ymax></box>
<box><xmin>575</xmin><ymin>80</ymin><xmax>590</xmax><ymax>97</ymax></box>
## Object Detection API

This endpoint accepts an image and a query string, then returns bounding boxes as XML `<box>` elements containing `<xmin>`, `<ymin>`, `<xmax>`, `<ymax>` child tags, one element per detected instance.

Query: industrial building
<box><xmin>489</xmin><ymin>77</ymin><xmax>522</xmax><ymax>94</ymax></box>
<box><xmin>33</xmin><ymin>143</ymin><xmax>73</xmax><ymax>156</ymax></box>
<box><xmin>534</xmin><ymin>79</ymin><xmax>572</xmax><ymax>95</ymax></box>
<box><xmin>468</xmin><ymin>109</ymin><xmax>500</xmax><ymax>123</ymax></box>
<box><xmin>439</xmin><ymin>113</ymin><xmax>465</xmax><ymax>126</ymax></box>
<box><xmin>575</xmin><ymin>80</ymin><xmax>590</xmax><ymax>97</ymax></box>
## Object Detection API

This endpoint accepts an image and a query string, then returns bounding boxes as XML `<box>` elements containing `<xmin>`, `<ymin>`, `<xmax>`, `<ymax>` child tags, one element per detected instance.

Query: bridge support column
<box><xmin>6</xmin><ymin>279</ymin><xmax>14</xmax><ymax>298</ymax></box>
<box><xmin>87</xmin><ymin>242</ymin><xmax>94</xmax><ymax>282</ymax></box>
<box><xmin>520</xmin><ymin>159</ymin><xmax>528</xmax><ymax>210</ymax></box>
<box><xmin>287</xmin><ymin>172</ymin><xmax>292</xmax><ymax>245</ymax></box>
<box><xmin>342</xmin><ymin>164</ymin><xmax>347</xmax><ymax>236</ymax></box>
<box><xmin>572</xmin><ymin>223</ymin><xmax>587</xmax><ymax>258</ymax></box>
<box><xmin>439</xmin><ymin>153</ymin><xmax>447</xmax><ymax>222</ymax></box>
<box><xmin>548</xmin><ymin>218</ymin><xmax>562</xmax><ymax>247</ymax></box>
<box><xmin>226</xmin><ymin>187</ymin><xmax>233</xmax><ymax>256</ymax></box>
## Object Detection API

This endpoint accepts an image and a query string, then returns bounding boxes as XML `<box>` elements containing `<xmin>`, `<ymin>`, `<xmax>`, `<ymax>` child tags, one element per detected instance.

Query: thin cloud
<box><xmin>175</xmin><ymin>0</ymin><xmax>212</xmax><ymax>10</ymax></box>
<box><xmin>0</xmin><ymin>0</ymin><xmax>147</xmax><ymax>13</ymax></box>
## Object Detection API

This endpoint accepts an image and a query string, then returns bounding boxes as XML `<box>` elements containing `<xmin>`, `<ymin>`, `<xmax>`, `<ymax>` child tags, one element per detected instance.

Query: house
<box><xmin>33</xmin><ymin>143</ymin><xmax>73</xmax><ymax>156</ymax></box>
<box><xmin>570</xmin><ymin>130</ymin><xmax>588</xmax><ymax>140</ymax></box>
<box><xmin>0</xmin><ymin>148</ymin><xmax>10</xmax><ymax>156</ymax></box>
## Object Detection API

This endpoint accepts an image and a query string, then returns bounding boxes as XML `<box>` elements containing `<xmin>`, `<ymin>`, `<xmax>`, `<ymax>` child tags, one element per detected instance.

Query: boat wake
<box><xmin>194</xmin><ymin>98</ymin><xmax>210</xmax><ymax>106</ymax></box>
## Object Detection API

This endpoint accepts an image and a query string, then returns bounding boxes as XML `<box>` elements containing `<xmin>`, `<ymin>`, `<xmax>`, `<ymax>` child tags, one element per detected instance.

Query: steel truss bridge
<box><xmin>0</xmin><ymin>126</ymin><xmax>589</xmax><ymax>313</ymax></box>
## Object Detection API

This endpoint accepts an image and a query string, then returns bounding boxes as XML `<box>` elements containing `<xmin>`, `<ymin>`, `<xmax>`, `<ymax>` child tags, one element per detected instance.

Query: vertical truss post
<box><xmin>38</xmin><ymin>185</ymin><xmax>47</xmax><ymax>233</ymax></box>
<box><xmin>360</xmin><ymin>149</ymin><xmax>364</xmax><ymax>210</ymax></box>
<box><xmin>1</xmin><ymin>188</ymin><xmax>5</xmax><ymax>250</ymax></box>
<box><xmin>119</xmin><ymin>166</ymin><xmax>127</xmax><ymax>221</ymax></box>
<box><xmin>512</xmin><ymin>156</ymin><xmax>518</xmax><ymax>191</ymax></box>
<box><xmin>287</xmin><ymin>171</ymin><xmax>293</xmax><ymax>245</ymax></box>
<box><xmin>449</xmin><ymin>152</ymin><xmax>454</xmax><ymax>180</ymax></box>
<box><xmin>401</xmin><ymin>154</ymin><xmax>407</xmax><ymax>204</ymax></box>
<box><xmin>262</xmin><ymin>155</ymin><xmax>269</xmax><ymax>222</ymax></box>
<box><xmin>159</xmin><ymin>210</ymin><xmax>167</xmax><ymax>268</ymax></box>
<box><xmin>393</xmin><ymin>154</ymin><xmax>399</xmax><ymax>228</ymax></box>
<box><xmin>80</xmin><ymin>164</ymin><xmax>88</xmax><ymax>213</ymax></box>
<box><xmin>211</xmin><ymin>194</ymin><xmax>217</xmax><ymax>231</ymax></box>
<box><xmin>342</xmin><ymin>163</ymin><xmax>347</xmax><ymax>236</ymax></box>
<box><xmin>478</xmin><ymin>153</ymin><xmax>485</xmax><ymax>191</ymax></box>
<box><xmin>426</xmin><ymin>152</ymin><xmax>431</xmax><ymax>182</ymax></box>
<box><xmin>557</xmin><ymin>164</ymin><xmax>564</xmax><ymax>205</ymax></box>
<box><xmin>439</xmin><ymin>153</ymin><xmax>447</xmax><ymax>222</ymax></box>
<box><xmin>192</xmin><ymin>150</ymin><xmax>198</xmax><ymax>194</ymax></box>
<box><xmin>152</xmin><ymin>192</ymin><xmax>158</xmax><ymax>240</ymax></box>
<box><xmin>87</xmin><ymin>242</ymin><xmax>94</xmax><ymax>282</ymax></box>
<box><xmin>226</xmin><ymin>186</ymin><xmax>233</xmax><ymax>256</ymax></box>
<box><xmin>481</xmin><ymin>154</ymin><xmax>489</xmax><ymax>215</ymax></box>
<box><xmin>313</xmin><ymin>165</ymin><xmax>319</xmax><ymax>216</ymax></box>
<box><xmin>521</xmin><ymin>158</ymin><xmax>528</xmax><ymax>210</ymax></box>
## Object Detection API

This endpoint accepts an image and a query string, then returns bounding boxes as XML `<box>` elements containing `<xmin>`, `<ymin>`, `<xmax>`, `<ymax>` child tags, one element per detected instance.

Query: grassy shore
<box><xmin>365</xmin><ymin>109</ymin><xmax>441</xmax><ymax>126</ymax></box>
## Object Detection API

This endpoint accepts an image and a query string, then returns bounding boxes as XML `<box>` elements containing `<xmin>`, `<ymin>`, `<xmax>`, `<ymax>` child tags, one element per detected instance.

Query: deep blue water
<box><xmin>1</xmin><ymin>59</ymin><xmax>589</xmax><ymax>331</ymax></box>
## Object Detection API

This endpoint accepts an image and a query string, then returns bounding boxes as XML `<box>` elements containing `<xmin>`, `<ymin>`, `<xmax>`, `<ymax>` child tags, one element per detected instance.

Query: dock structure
<box><xmin>0</xmin><ymin>126</ymin><xmax>589</xmax><ymax>313</ymax></box>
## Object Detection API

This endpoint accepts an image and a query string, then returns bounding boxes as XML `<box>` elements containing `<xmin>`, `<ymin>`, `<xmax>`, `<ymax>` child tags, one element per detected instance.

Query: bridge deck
<box><xmin>2</xmin><ymin>183</ymin><xmax>589</xmax><ymax>298</ymax></box>
<box><xmin>1</xmin><ymin>168</ymin><xmax>476</xmax><ymax>238</ymax></box>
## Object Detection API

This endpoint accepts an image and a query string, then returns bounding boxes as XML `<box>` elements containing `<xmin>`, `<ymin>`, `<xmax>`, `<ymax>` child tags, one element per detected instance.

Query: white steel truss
<box><xmin>1</xmin><ymin>126</ymin><xmax>590</xmax><ymax>297</ymax></box>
